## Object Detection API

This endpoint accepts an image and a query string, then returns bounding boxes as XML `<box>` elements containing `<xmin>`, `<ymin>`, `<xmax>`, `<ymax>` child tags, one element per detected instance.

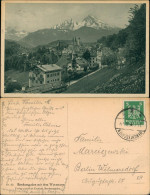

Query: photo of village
<box><xmin>4</xmin><ymin>3</ymin><xmax>146</xmax><ymax>94</ymax></box>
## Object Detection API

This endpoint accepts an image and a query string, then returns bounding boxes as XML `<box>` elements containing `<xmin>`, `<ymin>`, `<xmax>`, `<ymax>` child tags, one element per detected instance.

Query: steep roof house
<box><xmin>29</xmin><ymin>64</ymin><xmax>62</xmax><ymax>89</ymax></box>
<box><xmin>76</xmin><ymin>57</ymin><xmax>89</xmax><ymax>71</ymax></box>
<box><xmin>56</xmin><ymin>56</ymin><xmax>72</xmax><ymax>80</ymax></box>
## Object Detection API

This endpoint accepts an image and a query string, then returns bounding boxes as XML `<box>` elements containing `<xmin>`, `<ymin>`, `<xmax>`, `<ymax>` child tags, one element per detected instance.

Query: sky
<box><xmin>5</xmin><ymin>3</ymin><xmax>140</xmax><ymax>32</ymax></box>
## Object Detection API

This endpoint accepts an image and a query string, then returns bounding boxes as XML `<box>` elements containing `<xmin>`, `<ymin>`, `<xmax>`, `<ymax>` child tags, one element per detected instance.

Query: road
<box><xmin>64</xmin><ymin>67</ymin><xmax>116</xmax><ymax>93</ymax></box>
<box><xmin>67</xmin><ymin>69</ymin><xmax>101</xmax><ymax>86</ymax></box>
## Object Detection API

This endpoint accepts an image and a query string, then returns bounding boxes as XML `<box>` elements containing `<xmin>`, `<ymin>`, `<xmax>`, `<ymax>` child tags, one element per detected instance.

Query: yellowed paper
<box><xmin>1</xmin><ymin>98</ymin><xmax>149</xmax><ymax>194</ymax></box>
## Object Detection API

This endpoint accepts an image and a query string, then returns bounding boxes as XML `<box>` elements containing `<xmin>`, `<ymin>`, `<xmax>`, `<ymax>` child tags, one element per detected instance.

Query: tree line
<box><xmin>98</xmin><ymin>4</ymin><xmax>146</xmax><ymax>67</ymax></box>
<box><xmin>5</xmin><ymin>43</ymin><xmax>59</xmax><ymax>71</ymax></box>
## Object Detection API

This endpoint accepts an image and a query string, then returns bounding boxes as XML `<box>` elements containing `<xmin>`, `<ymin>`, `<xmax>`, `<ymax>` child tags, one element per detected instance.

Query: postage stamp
<box><xmin>115</xmin><ymin>101</ymin><xmax>147</xmax><ymax>141</ymax></box>
<box><xmin>124</xmin><ymin>101</ymin><xmax>144</xmax><ymax>126</ymax></box>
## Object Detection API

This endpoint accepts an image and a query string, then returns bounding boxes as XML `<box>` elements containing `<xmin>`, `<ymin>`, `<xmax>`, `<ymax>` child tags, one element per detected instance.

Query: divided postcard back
<box><xmin>0</xmin><ymin>98</ymin><xmax>150</xmax><ymax>194</ymax></box>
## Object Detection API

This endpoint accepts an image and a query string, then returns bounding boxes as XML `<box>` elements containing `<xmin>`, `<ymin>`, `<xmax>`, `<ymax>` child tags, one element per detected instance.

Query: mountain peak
<box><xmin>82</xmin><ymin>15</ymin><xmax>109</xmax><ymax>29</ymax></box>
<box><xmin>83</xmin><ymin>15</ymin><xmax>97</xmax><ymax>20</ymax></box>
<box><xmin>52</xmin><ymin>18</ymin><xmax>75</xmax><ymax>30</ymax></box>
<box><xmin>51</xmin><ymin>15</ymin><xmax>113</xmax><ymax>31</ymax></box>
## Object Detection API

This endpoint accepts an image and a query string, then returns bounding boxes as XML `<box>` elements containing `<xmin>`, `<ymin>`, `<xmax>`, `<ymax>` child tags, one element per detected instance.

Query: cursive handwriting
<box><xmin>74</xmin><ymin>133</ymin><xmax>102</xmax><ymax>143</ymax></box>
<box><xmin>1</xmin><ymin>99</ymin><xmax>69</xmax><ymax>194</ymax></box>
<box><xmin>74</xmin><ymin>146</ymin><xmax>128</xmax><ymax>157</ymax></box>
<box><xmin>74</xmin><ymin>162</ymin><xmax>140</xmax><ymax>174</ymax></box>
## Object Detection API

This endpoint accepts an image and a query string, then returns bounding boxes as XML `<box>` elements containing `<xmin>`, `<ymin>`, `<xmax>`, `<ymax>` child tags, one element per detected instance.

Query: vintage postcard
<box><xmin>1</xmin><ymin>0</ymin><xmax>149</xmax><ymax>97</ymax></box>
<box><xmin>0</xmin><ymin>98</ymin><xmax>149</xmax><ymax>194</ymax></box>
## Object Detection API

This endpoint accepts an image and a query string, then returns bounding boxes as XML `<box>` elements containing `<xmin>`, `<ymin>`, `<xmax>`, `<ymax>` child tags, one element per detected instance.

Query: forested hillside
<box><xmin>98</xmin><ymin>4</ymin><xmax>146</xmax><ymax>67</ymax></box>
<box><xmin>95</xmin><ymin>4</ymin><xmax>146</xmax><ymax>93</ymax></box>
<box><xmin>5</xmin><ymin>40</ymin><xmax>29</xmax><ymax>71</ymax></box>
<box><xmin>5</xmin><ymin>41</ymin><xmax>62</xmax><ymax>71</ymax></box>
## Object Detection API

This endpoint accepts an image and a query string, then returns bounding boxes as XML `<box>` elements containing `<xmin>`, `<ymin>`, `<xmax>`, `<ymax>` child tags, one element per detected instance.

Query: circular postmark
<box><xmin>115</xmin><ymin>108</ymin><xmax>147</xmax><ymax>141</ymax></box>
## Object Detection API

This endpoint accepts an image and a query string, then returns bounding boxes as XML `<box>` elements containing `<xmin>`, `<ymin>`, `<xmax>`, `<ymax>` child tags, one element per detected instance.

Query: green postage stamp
<box><xmin>115</xmin><ymin>101</ymin><xmax>146</xmax><ymax>141</ymax></box>
<box><xmin>124</xmin><ymin>101</ymin><xmax>144</xmax><ymax>126</ymax></box>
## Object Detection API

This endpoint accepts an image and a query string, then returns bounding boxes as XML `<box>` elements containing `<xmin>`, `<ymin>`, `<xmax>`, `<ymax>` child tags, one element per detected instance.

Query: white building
<box><xmin>67</xmin><ymin>63</ymin><xmax>73</xmax><ymax>72</ymax></box>
<box><xmin>90</xmin><ymin>54</ymin><xmax>98</xmax><ymax>67</ymax></box>
<box><xmin>29</xmin><ymin>64</ymin><xmax>62</xmax><ymax>88</ymax></box>
<box><xmin>90</xmin><ymin>49</ymin><xmax>102</xmax><ymax>68</ymax></box>
<box><xmin>97</xmin><ymin>49</ymin><xmax>102</xmax><ymax>68</ymax></box>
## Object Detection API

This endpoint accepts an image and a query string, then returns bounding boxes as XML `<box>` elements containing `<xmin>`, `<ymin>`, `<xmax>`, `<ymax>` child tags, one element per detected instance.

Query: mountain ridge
<box><xmin>6</xmin><ymin>15</ymin><xmax>121</xmax><ymax>47</ymax></box>
<box><xmin>18</xmin><ymin>26</ymin><xmax>120</xmax><ymax>48</ymax></box>
<box><xmin>5</xmin><ymin>27</ymin><xmax>29</xmax><ymax>41</ymax></box>
<box><xmin>52</xmin><ymin>15</ymin><xmax>114</xmax><ymax>31</ymax></box>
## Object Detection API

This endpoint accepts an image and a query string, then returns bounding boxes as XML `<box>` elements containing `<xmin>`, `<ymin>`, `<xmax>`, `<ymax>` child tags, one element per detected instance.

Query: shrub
<box><xmin>5</xmin><ymin>81</ymin><xmax>22</xmax><ymax>93</ymax></box>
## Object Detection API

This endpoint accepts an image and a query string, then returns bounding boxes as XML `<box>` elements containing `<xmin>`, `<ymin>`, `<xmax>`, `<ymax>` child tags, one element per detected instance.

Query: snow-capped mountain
<box><xmin>18</xmin><ymin>15</ymin><xmax>120</xmax><ymax>47</ymax></box>
<box><xmin>52</xmin><ymin>15</ymin><xmax>111</xmax><ymax>31</ymax></box>
<box><xmin>81</xmin><ymin>15</ymin><xmax>110</xmax><ymax>29</ymax></box>
<box><xmin>5</xmin><ymin>27</ymin><xmax>29</xmax><ymax>41</ymax></box>
<box><xmin>53</xmin><ymin>18</ymin><xmax>75</xmax><ymax>31</ymax></box>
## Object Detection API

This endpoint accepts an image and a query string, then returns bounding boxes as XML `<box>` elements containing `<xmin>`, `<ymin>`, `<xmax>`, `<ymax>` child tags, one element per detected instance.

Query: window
<box><xmin>47</xmin><ymin>74</ymin><xmax>49</xmax><ymax>78</ymax></box>
<box><xmin>40</xmin><ymin>81</ymin><xmax>42</xmax><ymax>84</ymax></box>
<box><xmin>47</xmin><ymin>81</ymin><xmax>49</xmax><ymax>83</ymax></box>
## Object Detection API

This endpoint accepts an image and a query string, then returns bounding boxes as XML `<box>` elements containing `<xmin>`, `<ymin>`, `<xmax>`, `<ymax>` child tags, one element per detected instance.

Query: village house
<box><xmin>67</xmin><ymin>63</ymin><xmax>73</xmax><ymax>72</ymax></box>
<box><xmin>56</xmin><ymin>56</ymin><xmax>71</xmax><ymax>80</ymax></box>
<box><xmin>87</xmin><ymin>48</ymin><xmax>102</xmax><ymax>68</ymax></box>
<box><xmin>76</xmin><ymin>57</ymin><xmax>89</xmax><ymax>71</ymax></box>
<box><xmin>62</xmin><ymin>48</ymin><xmax>72</xmax><ymax>56</ymax></box>
<box><xmin>90</xmin><ymin>52</ymin><xmax>98</xmax><ymax>67</ymax></box>
<box><xmin>97</xmin><ymin>48</ymin><xmax>102</xmax><ymax>68</ymax></box>
<box><xmin>66</xmin><ymin>57</ymin><xmax>89</xmax><ymax>72</ymax></box>
<box><xmin>29</xmin><ymin>64</ymin><xmax>62</xmax><ymax>88</ymax></box>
